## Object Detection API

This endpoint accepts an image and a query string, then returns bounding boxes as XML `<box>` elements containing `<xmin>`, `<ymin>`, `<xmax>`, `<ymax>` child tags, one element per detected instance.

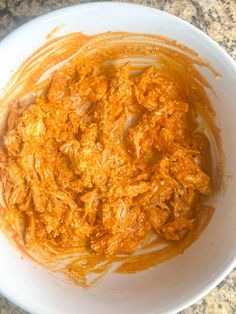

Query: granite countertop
<box><xmin>0</xmin><ymin>0</ymin><xmax>235</xmax><ymax>313</ymax></box>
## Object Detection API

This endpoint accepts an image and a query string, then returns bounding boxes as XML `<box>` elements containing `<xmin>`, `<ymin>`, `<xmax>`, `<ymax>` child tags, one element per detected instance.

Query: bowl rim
<box><xmin>0</xmin><ymin>2</ymin><xmax>235</xmax><ymax>314</ymax></box>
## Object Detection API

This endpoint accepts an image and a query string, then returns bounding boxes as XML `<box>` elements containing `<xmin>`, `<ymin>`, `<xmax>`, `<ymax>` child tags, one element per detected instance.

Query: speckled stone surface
<box><xmin>0</xmin><ymin>0</ymin><xmax>235</xmax><ymax>313</ymax></box>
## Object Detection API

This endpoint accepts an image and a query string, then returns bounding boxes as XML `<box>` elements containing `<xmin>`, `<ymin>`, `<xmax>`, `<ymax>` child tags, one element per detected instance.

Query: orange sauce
<box><xmin>0</xmin><ymin>32</ymin><xmax>223</xmax><ymax>287</ymax></box>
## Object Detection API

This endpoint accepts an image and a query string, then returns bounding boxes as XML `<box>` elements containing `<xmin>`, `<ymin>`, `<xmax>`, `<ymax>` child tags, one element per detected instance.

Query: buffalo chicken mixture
<box><xmin>0</xmin><ymin>62</ymin><xmax>212</xmax><ymax>280</ymax></box>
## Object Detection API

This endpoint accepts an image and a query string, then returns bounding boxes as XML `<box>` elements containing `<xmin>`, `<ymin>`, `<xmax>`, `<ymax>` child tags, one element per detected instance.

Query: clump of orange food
<box><xmin>0</xmin><ymin>32</ymin><xmax>220</xmax><ymax>287</ymax></box>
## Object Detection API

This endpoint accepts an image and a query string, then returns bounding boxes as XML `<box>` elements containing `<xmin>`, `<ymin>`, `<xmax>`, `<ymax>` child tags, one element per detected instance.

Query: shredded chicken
<box><xmin>0</xmin><ymin>63</ymin><xmax>212</xmax><ymax>281</ymax></box>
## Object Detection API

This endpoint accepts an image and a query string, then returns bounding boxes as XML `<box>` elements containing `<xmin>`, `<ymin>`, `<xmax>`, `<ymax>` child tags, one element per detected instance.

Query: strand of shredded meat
<box><xmin>0</xmin><ymin>63</ymin><xmax>212</xmax><ymax>259</ymax></box>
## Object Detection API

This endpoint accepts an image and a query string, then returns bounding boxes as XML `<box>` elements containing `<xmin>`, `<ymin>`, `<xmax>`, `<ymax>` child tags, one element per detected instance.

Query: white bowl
<box><xmin>0</xmin><ymin>2</ymin><xmax>235</xmax><ymax>314</ymax></box>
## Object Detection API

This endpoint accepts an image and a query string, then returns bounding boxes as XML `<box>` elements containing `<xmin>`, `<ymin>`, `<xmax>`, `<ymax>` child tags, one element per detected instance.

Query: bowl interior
<box><xmin>0</xmin><ymin>3</ymin><xmax>235</xmax><ymax>314</ymax></box>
